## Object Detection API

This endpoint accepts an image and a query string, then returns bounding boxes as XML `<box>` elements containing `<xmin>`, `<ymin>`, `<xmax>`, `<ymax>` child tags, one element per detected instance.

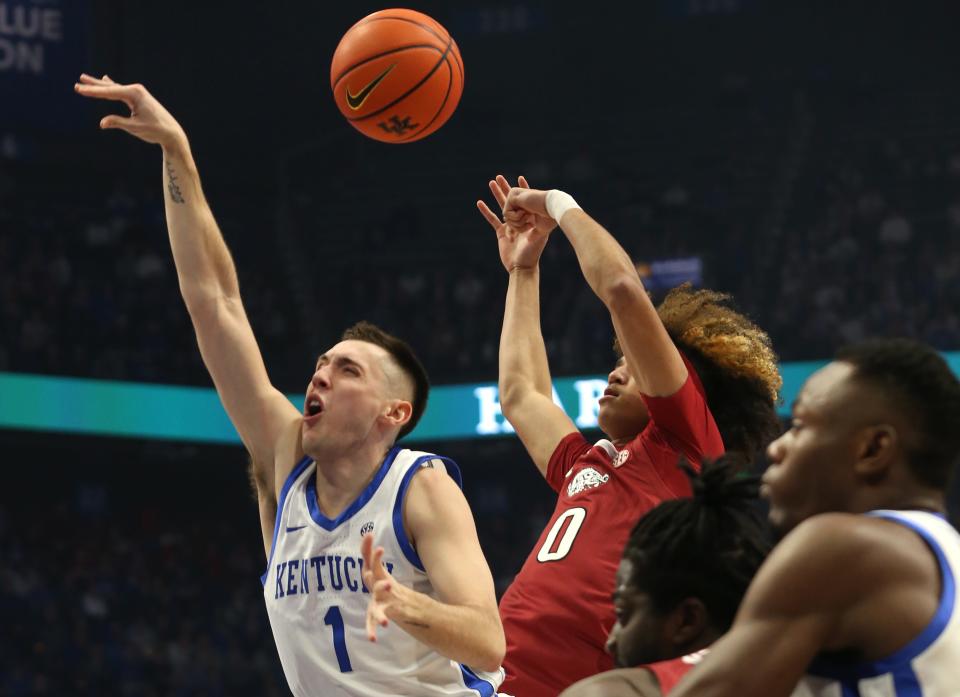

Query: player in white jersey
<box><xmin>75</xmin><ymin>75</ymin><xmax>506</xmax><ymax>697</ymax></box>
<box><xmin>671</xmin><ymin>338</ymin><xmax>960</xmax><ymax>697</ymax></box>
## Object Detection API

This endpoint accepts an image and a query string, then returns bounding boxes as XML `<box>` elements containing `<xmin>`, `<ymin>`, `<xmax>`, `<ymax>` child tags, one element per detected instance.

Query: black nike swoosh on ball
<box><xmin>346</xmin><ymin>64</ymin><xmax>396</xmax><ymax>110</ymax></box>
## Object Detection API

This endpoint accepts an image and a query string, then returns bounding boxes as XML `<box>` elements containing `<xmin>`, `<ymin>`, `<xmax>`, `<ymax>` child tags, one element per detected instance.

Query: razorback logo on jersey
<box><xmin>612</xmin><ymin>449</ymin><xmax>630</xmax><ymax>468</ymax></box>
<box><xmin>567</xmin><ymin>467</ymin><xmax>610</xmax><ymax>497</ymax></box>
<box><xmin>593</xmin><ymin>438</ymin><xmax>629</xmax><ymax>468</ymax></box>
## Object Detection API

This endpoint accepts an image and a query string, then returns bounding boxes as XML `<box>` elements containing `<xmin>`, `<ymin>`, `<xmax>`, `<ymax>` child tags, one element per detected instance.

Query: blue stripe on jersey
<box><xmin>840</xmin><ymin>684</ymin><xmax>859</xmax><ymax>697</ymax></box>
<box><xmin>260</xmin><ymin>455</ymin><xmax>314</xmax><ymax>585</ymax></box>
<box><xmin>866</xmin><ymin>512</ymin><xmax>955</xmax><ymax>669</ymax></box>
<box><xmin>305</xmin><ymin>446</ymin><xmax>401</xmax><ymax>530</ymax></box>
<box><xmin>459</xmin><ymin>665</ymin><xmax>495</xmax><ymax>697</ymax></box>
<box><xmin>393</xmin><ymin>455</ymin><xmax>464</xmax><ymax>571</ymax></box>
<box><xmin>891</xmin><ymin>663</ymin><xmax>922</xmax><ymax>696</ymax></box>
<box><xmin>808</xmin><ymin>510</ymin><xmax>955</xmax><ymax>683</ymax></box>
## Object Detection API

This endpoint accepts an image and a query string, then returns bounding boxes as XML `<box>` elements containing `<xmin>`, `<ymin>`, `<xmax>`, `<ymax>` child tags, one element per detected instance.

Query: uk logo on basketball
<box><xmin>567</xmin><ymin>467</ymin><xmax>610</xmax><ymax>497</ymax></box>
<box><xmin>378</xmin><ymin>115</ymin><xmax>420</xmax><ymax>136</ymax></box>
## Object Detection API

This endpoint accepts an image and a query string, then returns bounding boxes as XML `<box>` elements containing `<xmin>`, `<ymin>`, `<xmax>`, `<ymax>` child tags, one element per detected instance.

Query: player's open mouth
<box><xmin>304</xmin><ymin>396</ymin><xmax>325</xmax><ymax>420</ymax></box>
<box><xmin>601</xmin><ymin>388</ymin><xmax>618</xmax><ymax>399</ymax></box>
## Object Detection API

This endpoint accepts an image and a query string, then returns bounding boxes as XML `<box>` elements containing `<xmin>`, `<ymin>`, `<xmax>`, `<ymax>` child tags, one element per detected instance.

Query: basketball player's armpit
<box><xmin>247</xmin><ymin>453</ymin><xmax>278</xmax><ymax>504</ymax></box>
<box><xmin>246</xmin><ymin>455</ymin><xmax>263</xmax><ymax>500</ymax></box>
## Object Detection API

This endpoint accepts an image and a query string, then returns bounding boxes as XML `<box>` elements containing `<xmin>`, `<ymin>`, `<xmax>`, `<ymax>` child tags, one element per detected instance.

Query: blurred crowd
<box><xmin>3</xmin><ymin>88</ymin><xmax>959</xmax><ymax>395</ymax></box>
<box><xmin>743</xmin><ymin>90</ymin><xmax>960</xmax><ymax>360</ymax></box>
<box><xmin>3</xmin><ymin>70</ymin><xmax>960</xmax><ymax>696</ymax></box>
<box><xmin>0</xmin><ymin>438</ymin><xmax>551</xmax><ymax>696</ymax></box>
<box><xmin>1</xmin><ymin>502</ymin><xmax>286</xmax><ymax>696</ymax></box>
<box><xmin>0</xmin><ymin>158</ymin><xmax>306</xmax><ymax>389</ymax></box>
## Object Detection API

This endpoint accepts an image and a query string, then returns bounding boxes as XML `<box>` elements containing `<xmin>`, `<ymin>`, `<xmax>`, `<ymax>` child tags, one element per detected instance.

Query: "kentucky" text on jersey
<box><xmin>273</xmin><ymin>555</ymin><xmax>395</xmax><ymax>600</ymax></box>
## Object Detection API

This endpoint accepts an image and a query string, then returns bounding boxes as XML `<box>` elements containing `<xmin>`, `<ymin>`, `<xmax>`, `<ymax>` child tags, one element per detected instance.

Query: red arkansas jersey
<box><xmin>644</xmin><ymin>648</ymin><xmax>710</xmax><ymax>693</ymax></box>
<box><xmin>498</xmin><ymin>365</ymin><xmax>723</xmax><ymax>697</ymax></box>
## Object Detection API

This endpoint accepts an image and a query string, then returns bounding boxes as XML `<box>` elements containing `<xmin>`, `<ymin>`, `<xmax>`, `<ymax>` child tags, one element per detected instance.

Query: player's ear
<box><xmin>667</xmin><ymin>597</ymin><xmax>709</xmax><ymax>647</ymax></box>
<box><xmin>853</xmin><ymin>424</ymin><xmax>897</xmax><ymax>480</ymax></box>
<box><xmin>383</xmin><ymin>399</ymin><xmax>413</xmax><ymax>429</ymax></box>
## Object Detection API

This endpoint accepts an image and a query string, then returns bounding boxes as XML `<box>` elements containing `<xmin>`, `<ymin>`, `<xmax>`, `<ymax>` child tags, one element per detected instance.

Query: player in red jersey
<box><xmin>477</xmin><ymin>176</ymin><xmax>782</xmax><ymax>697</ymax></box>
<box><xmin>558</xmin><ymin>456</ymin><xmax>771</xmax><ymax>696</ymax></box>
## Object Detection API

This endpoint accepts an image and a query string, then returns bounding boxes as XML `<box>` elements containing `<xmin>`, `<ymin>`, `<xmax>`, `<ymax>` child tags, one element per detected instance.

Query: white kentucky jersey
<box><xmin>792</xmin><ymin>509</ymin><xmax>960</xmax><ymax>697</ymax></box>
<box><xmin>262</xmin><ymin>446</ymin><xmax>505</xmax><ymax>697</ymax></box>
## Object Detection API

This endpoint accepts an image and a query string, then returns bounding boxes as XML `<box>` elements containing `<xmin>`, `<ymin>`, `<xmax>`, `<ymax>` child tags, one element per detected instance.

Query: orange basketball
<box><xmin>330</xmin><ymin>9</ymin><xmax>464</xmax><ymax>143</ymax></box>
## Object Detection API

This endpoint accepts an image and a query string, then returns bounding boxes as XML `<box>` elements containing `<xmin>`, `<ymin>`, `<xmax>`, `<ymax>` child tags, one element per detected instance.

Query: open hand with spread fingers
<box><xmin>476</xmin><ymin>174</ymin><xmax>556</xmax><ymax>272</ymax></box>
<box><xmin>361</xmin><ymin>532</ymin><xmax>412</xmax><ymax>642</ymax></box>
<box><xmin>74</xmin><ymin>74</ymin><xmax>188</xmax><ymax>152</ymax></box>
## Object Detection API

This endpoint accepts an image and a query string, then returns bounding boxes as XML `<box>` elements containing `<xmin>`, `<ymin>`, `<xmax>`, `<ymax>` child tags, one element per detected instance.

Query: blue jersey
<box><xmin>262</xmin><ymin>447</ymin><xmax>504</xmax><ymax>697</ymax></box>
<box><xmin>793</xmin><ymin>510</ymin><xmax>960</xmax><ymax>697</ymax></box>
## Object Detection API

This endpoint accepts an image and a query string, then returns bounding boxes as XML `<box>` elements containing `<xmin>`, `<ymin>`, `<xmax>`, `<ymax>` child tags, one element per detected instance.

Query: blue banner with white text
<box><xmin>0</xmin><ymin>0</ymin><xmax>88</xmax><ymax>131</ymax></box>
<box><xmin>2</xmin><ymin>354</ymin><xmax>958</xmax><ymax>445</ymax></box>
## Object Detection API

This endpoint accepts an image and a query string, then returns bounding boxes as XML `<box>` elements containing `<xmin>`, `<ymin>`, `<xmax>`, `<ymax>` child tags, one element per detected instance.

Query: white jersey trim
<box><xmin>392</xmin><ymin>455</ymin><xmax>463</xmax><ymax>571</ymax></box>
<box><xmin>260</xmin><ymin>448</ymin><xmax>464</xmax><ymax>585</ymax></box>
<box><xmin>261</xmin><ymin>446</ymin><xmax>404</xmax><ymax>585</ymax></box>
<box><xmin>303</xmin><ymin>446</ymin><xmax>403</xmax><ymax>530</ymax></box>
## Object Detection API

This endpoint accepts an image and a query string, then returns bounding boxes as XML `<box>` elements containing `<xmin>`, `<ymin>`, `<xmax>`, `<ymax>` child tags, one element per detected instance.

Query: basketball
<box><xmin>330</xmin><ymin>9</ymin><xmax>464</xmax><ymax>143</ymax></box>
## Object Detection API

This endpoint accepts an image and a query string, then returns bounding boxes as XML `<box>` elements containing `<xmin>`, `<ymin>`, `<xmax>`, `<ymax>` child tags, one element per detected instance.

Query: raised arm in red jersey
<box><xmin>503</xmin><ymin>188</ymin><xmax>689</xmax><ymax>400</ymax></box>
<box><xmin>478</xmin><ymin>176</ymin><xmax>578</xmax><ymax>477</ymax></box>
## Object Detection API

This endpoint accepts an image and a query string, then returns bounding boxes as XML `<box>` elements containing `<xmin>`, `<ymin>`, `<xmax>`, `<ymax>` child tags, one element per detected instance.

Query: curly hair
<box><xmin>654</xmin><ymin>284</ymin><xmax>782</xmax><ymax>457</ymax></box>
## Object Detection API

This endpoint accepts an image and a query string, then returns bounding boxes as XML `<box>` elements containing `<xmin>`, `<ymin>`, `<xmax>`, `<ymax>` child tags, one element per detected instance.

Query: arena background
<box><xmin>3</xmin><ymin>0</ymin><xmax>960</xmax><ymax>693</ymax></box>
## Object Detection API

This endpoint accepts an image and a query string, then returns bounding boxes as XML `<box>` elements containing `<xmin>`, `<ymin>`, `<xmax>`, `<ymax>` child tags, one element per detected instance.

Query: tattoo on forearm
<box><xmin>165</xmin><ymin>160</ymin><xmax>185</xmax><ymax>204</ymax></box>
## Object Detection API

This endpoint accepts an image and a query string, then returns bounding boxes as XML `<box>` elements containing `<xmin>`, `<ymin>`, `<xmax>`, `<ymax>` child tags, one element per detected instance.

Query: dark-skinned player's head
<box><xmin>607</xmin><ymin>455</ymin><xmax>771</xmax><ymax>668</ymax></box>
<box><xmin>764</xmin><ymin>338</ymin><xmax>960</xmax><ymax>533</ymax></box>
<box><xmin>598</xmin><ymin>284</ymin><xmax>782</xmax><ymax>460</ymax></box>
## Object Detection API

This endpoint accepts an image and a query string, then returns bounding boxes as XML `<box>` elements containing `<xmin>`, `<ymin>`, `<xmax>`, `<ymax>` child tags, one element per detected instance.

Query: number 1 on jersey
<box><xmin>324</xmin><ymin>605</ymin><xmax>353</xmax><ymax>672</ymax></box>
<box><xmin>537</xmin><ymin>507</ymin><xmax>587</xmax><ymax>562</ymax></box>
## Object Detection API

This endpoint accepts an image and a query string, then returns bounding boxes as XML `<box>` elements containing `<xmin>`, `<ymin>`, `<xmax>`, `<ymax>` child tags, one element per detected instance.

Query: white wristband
<box><xmin>545</xmin><ymin>189</ymin><xmax>581</xmax><ymax>224</ymax></box>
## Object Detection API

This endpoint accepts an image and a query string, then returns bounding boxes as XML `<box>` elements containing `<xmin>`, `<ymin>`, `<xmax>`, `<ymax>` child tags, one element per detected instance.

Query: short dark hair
<box><xmin>624</xmin><ymin>455</ymin><xmax>772</xmax><ymax>632</ymax></box>
<box><xmin>341</xmin><ymin>321</ymin><xmax>430</xmax><ymax>440</ymax></box>
<box><xmin>836</xmin><ymin>338</ymin><xmax>960</xmax><ymax>490</ymax></box>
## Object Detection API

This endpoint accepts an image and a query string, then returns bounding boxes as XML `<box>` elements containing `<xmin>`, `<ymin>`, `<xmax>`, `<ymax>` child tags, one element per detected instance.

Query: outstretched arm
<box><xmin>75</xmin><ymin>75</ymin><xmax>301</xmax><ymax>493</ymax></box>
<box><xmin>478</xmin><ymin>176</ymin><xmax>577</xmax><ymax>476</ymax></box>
<box><xmin>362</xmin><ymin>465</ymin><xmax>505</xmax><ymax>672</ymax></box>
<box><xmin>504</xmin><ymin>188</ymin><xmax>687</xmax><ymax>398</ymax></box>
